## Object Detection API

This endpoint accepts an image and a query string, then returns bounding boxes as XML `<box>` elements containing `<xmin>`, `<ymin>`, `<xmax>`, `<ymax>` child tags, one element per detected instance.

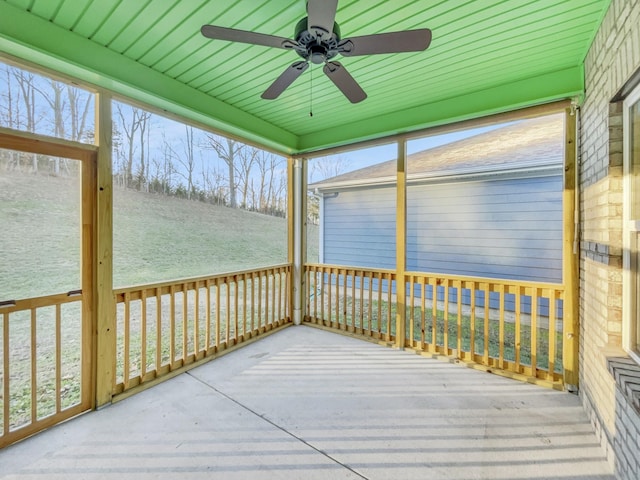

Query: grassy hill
<box><xmin>0</xmin><ymin>171</ymin><xmax>318</xmax><ymax>299</ymax></box>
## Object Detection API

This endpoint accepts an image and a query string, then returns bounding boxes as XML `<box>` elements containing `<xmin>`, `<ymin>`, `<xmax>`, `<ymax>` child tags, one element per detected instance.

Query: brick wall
<box><xmin>580</xmin><ymin>0</ymin><xmax>640</xmax><ymax>478</ymax></box>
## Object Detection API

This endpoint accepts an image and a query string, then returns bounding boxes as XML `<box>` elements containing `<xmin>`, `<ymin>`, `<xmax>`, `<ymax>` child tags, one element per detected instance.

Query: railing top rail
<box><xmin>305</xmin><ymin>263</ymin><xmax>397</xmax><ymax>276</ymax></box>
<box><xmin>303</xmin><ymin>263</ymin><xmax>563</xmax><ymax>292</ymax></box>
<box><xmin>405</xmin><ymin>270</ymin><xmax>564</xmax><ymax>291</ymax></box>
<box><xmin>113</xmin><ymin>263</ymin><xmax>292</xmax><ymax>295</ymax></box>
<box><xmin>0</xmin><ymin>290</ymin><xmax>82</xmax><ymax>313</ymax></box>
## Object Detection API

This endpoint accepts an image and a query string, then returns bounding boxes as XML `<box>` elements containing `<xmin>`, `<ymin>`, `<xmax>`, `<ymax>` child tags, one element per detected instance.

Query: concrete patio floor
<box><xmin>0</xmin><ymin>325</ymin><xmax>614</xmax><ymax>480</ymax></box>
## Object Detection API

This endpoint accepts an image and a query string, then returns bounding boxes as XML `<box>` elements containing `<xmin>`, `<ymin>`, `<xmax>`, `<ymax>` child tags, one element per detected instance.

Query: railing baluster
<box><xmin>215</xmin><ymin>279</ymin><xmax>221</xmax><ymax>349</ymax></box>
<box><xmin>30</xmin><ymin>308</ymin><xmax>37</xmax><ymax>422</ymax></box>
<box><xmin>155</xmin><ymin>288</ymin><xmax>162</xmax><ymax>371</ymax></box>
<box><xmin>123</xmin><ymin>293</ymin><xmax>131</xmax><ymax>388</ymax></box>
<box><xmin>55</xmin><ymin>304</ymin><xmax>62</xmax><ymax>413</ymax></box>
<box><xmin>205</xmin><ymin>280</ymin><xmax>211</xmax><ymax>352</ymax></box>
<box><xmin>286</xmin><ymin>267</ymin><xmax>291</xmax><ymax>321</ymax></box>
<box><xmin>250</xmin><ymin>273</ymin><xmax>256</xmax><ymax>332</ymax></box>
<box><xmin>409</xmin><ymin>275</ymin><xmax>415</xmax><ymax>346</ymax></box>
<box><xmin>469</xmin><ymin>282</ymin><xmax>476</xmax><ymax>360</ymax></box>
<box><xmin>257</xmin><ymin>273</ymin><xmax>263</xmax><ymax>332</ymax></box>
<box><xmin>351</xmin><ymin>270</ymin><xmax>357</xmax><ymax>331</ymax></box>
<box><xmin>264</xmin><ymin>270</ymin><xmax>272</xmax><ymax>330</ymax></box>
<box><xmin>141</xmin><ymin>289</ymin><xmax>147</xmax><ymax>378</ymax></box>
<box><xmin>386</xmin><ymin>272</ymin><xmax>392</xmax><ymax>342</ymax></box>
<box><xmin>338</xmin><ymin>269</ymin><xmax>343</xmax><ymax>328</ymax></box>
<box><xmin>421</xmin><ymin>279</ymin><xmax>426</xmax><ymax>350</ymax></box>
<box><xmin>327</xmin><ymin>269</ymin><xmax>333</xmax><ymax>327</ymax></box>
<box><xmin>234</xmin><ymin>277</ymin><xmax>239</xmax><ymax>341</ymax></box>
<box><xmin>170</xmin><ymin>286</ymin><xmax>177</xmax><ymax>366</ymax></box>
<box><xmin>271</xmin><ymin>270</ymin><xmax>276</xmax><ymax>327</ymax></box>
<box><xmin>367</xmin><ymin>271</ymin><xmax>373</xmax><ymax>336</ymax></box>
<box><xmin>194</xmin><ymin>283</ymin><xmax>200</xmax><ymax>356</ymax></box>
<box><xmin>312</xmin><ymin>268</ymin><xmax>317</xmax><ymax>321</ymax></box>
<box><xmin>276</xmin><ymin>269</ymin><xmax>282</xmax><ymax>325</ymax></box>
<box><xmin>376</xmin><ymin>272</ymin><xmax>382</xmax><ymax>336</ymax></box>
<box><xmin>430</xmin><ymin>277</ymin><xmax>437</xmax><ymax>352</ymax></box>
<box><xmin>182</xmin><ymin>283</ymin><xmax>188</xmax><ymax>362</ymax></box>
<box><xmin>3</xmin><ymin>311</ymin><xmax>9</xmax><ymax>435</ymax></box>
<box><xmin>226</xmin><ymin>278</ymin><xmax>231</xmax><ymax>344</ymax></box>
<box><xmin>498</xmin><ymin>284</ymin><xmax>505</xmax><ymax>369</ymax></box>
<box><xmin>548</xmin><ymin>290</ymin><xmax>557</xmax><ymax>380</ymax></box>
<box><xmin>515</xmin><ymin>286</ymin><xmax>522</xmax><ymax>370</ymax></box>
<box><xmin>456</xmin><ymin>280</ymin><xmax>462</xmax><ymax>358</ymax></box>
<box><xmin>483</xmin><ymin>283</ymin><xmax>490</xmax><ymax>365</ymax></box>
<box><xmin>443</xmin><ymin>280</ymin><xmax>449</xmax><ymax>354</ymax></box>
<box><xmin>531</xmin><ymin>287</ymin><xmax>539</xmax><ymax>378</ymax></box>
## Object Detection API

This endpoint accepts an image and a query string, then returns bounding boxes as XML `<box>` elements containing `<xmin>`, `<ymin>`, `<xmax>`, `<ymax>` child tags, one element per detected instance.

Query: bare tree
<box><xmin>235</xmin><ymin>146</ymin><xmax>258</xmax><ymax>208</ymax></box>
<box><xmin>12</xmin><ymin>69</ymin><xmax>38</xmax><ymax>172</ymax></box>
<box><xmin>148</xmin><ymin>133</ymin><xmax>175</xmax><ymax>194</ymax></box>
<box><xmin>309</xmin><ymin>155</ymin><xmax>347</xmax><ymax>183</ymax></box>
<box><xmin>0</xmin><ymin>65</ymin><xmax>20</xmax><ymax>169</ymax></box>
<box><xmin>200</xmin><ymin>157</ymin><xmax>226</xmax><ymax>205</ymax></box>
<box><xmin>252</xmin><ymin>151</ymin><xmax>286</xmax><ymax>214</ymax></box>
<box><xmin>66</xmin><ymin>85</ymin><xmax>92</xmax><ymax>142</ymax></box>
<box><xmin>202</xmin><ymin>134</ymin><xmax>243</xmax><ymax>208</ymax></box>
<box><xmin>114</xmin><ymin>104</ymin><xmax>151</xmax><ymax>188</ymax></box>
<box><xmin>307</xmin><ymin>156</ymin><xmax>346</xmax><ymax>224</ymax></box>
<box><xmin>168</xmin><ymin>125</ymin><xmax>198</xmax><ymax>199</ymax></box>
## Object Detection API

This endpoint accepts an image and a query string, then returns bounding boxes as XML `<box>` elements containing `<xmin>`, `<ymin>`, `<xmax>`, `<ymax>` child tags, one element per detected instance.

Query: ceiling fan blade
<box><xmin>262</xmin><ymin>61</ymin><xmax>309</xmax><ymax>100</ymax></box>
<box><xmin>340</xmin><ymin>28</ymin><xmax>432</xmax><ymax>56</ymax></box>
<box><xmin>307</xmin><ymin>0</ymin><xmax>339</xmax><ymax>37</ymax></box>
<box><xmin>323</xmin><ymin>61</ymin><xmax>366</xmax><ymax>104</ymax></box>
<box><xmin>201</xmin><ymin>25</ymin><xmax>291</xmax><ymax>49</ymax></box>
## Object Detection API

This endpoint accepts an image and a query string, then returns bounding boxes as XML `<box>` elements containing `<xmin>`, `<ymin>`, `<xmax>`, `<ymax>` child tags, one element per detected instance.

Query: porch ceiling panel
<box><xmin>0</xmin><ymin>0</ymin><xmax>610</xmax><ymax>154</ymax></box>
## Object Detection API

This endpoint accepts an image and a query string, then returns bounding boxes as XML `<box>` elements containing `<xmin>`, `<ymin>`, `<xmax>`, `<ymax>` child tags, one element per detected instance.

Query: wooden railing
<box><xmin>305</xmin><ymin>265</ymin><xmax>397</xmax><ymax>343</ymax></box>
<box><xmin>0</xmin><ymin>292</ymin><xmax>89</xmax><ymax>448</ymax></box>
<box><xmin>113</xmin><ymin>264</ymin><xmax>291</xmax><ymax>395</ymax></box>
<box><xmin>304</xmin><ymin>264</ymin><xmax>565</xmax><ymax>387</ymax></box>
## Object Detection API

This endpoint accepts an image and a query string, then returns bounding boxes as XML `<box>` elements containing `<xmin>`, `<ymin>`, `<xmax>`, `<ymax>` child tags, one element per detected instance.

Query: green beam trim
<box><xmin>296</xmin><ymin>66</ymin><xmax>585</xmax><ymax>154</ymax></box>
<box><xmin>0</xmin><ymin>2</ymin><xmax>297</xmax><ymax>154</ymax></box>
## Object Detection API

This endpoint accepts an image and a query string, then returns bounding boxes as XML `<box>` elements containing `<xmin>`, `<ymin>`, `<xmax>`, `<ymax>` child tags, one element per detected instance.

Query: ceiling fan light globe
<box><xmin>311</xmin><ymin>52</ymin><xmax>326</xmax><ymax>64</ymax></box>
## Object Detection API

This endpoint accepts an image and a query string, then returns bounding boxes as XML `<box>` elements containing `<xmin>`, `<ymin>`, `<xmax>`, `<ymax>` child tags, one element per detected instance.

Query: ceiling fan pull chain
<box><xmin>309</xmin><ymin>65</ymin><xmax>314</xmax><ymax>117</ymax></box>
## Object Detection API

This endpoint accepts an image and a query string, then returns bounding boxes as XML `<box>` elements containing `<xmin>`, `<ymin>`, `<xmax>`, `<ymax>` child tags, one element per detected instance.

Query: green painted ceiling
<box><xmin>0</xmin><ymin>0</ymin><xmax>610</xmax><ymax>154</ymax></box>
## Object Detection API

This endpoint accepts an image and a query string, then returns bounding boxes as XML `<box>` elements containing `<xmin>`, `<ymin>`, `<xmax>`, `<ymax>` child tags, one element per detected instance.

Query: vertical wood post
<box><xmin>81</xmin><ymin>150</ymin><xmax>97</xmax><ymax>409</ymax></box>
<box><xmin>95</xmin><ymin>91</ymin><xmax>115</xmax><ymax>406</ymax></box>
<box><xmin>563</xmin><ymin>106</ymin><xmax>580</xmax><ymax>391</ymax></box>
<box><xmin>292</xmin><ymin>157</ymin><xmax>307</xmax><ymax>325</ymax></box>
<box><xmin>396</xmin><ymin>140</ymin><xmax>407</xmax><ymax>348</ymax></box>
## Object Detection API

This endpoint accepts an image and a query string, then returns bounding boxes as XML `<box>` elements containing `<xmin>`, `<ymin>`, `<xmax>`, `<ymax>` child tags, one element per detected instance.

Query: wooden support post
<box><xmin>81</xmin><ymin>149</ymin><xmax>97</xmax><ymax>409</ymax></box>
<box><xmin>291</xmin><ymin>157</ymin><xmax>307</xmax><ymax>325</ymax></box>
<box><xmin>95</xmin><ymin>91</ymin><xmax>116</xmax><ymax>407</ymax></box>
<box><xmin>562</xmin><ymin>106</ymin><xmax>580</xmax><ymax>391</ymax></box>
<box><xmin>396</xmin><ymin>140</ymin><xmax>407</xmax><ymax>348</ymax></box>
<box><xmin>287</xmin><ymin>157</ymin><xmax>294</xmax><ymax>321</ymax></box>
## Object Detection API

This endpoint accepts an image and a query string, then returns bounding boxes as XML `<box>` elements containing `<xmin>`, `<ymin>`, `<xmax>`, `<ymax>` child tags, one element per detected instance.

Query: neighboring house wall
<box><xmin>580</xmin><ymin>0</ymin><xmax>640</xmax><ymax>477</ymax></box>
<box><xmin>321</xmin><ymin>172</ymin><xmax>563</xmax><ymax>283</ymax></box>
<box><xmin>406</xmin><ymin>173</ymin><xmax>563</xmax><ymax>283</ymax></box>
<box><xmin>322</xmin><ymin>186</ymin><xmax>396</xmax><ymax>268</ymax></box>
<box><xmin>320</xmin><ymin>171</ymin><xmax>563</xmax><ymax>314</ymax></box>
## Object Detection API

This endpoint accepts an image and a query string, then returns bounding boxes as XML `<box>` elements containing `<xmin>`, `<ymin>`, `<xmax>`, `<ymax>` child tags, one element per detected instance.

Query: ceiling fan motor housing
<box><xmin>294</xmin><ymin>17</ymin><xmax>341</xmax><ymax>64</ymax></box>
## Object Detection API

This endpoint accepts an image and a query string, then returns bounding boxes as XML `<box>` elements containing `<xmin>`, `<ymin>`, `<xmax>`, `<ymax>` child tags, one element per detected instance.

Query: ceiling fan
<box><xmin>201</xmin><ymin>0</ymin><xmax>432</xmax><ymax>104</ymax></box>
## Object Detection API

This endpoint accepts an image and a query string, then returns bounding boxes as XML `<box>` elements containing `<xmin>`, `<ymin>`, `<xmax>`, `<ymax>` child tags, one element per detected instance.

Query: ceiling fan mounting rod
<box><xmin>287</xmin><ymin>16</ymin><xmax>341</xmax><ymax>64</ymax></box>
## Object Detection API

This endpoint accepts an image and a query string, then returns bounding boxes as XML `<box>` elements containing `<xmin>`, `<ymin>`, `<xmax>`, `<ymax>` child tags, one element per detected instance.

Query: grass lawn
<box><xmin>1</xmin><ymin>169</ymin><xmax>316</xmax><ymax>430</ymax></box>
<box><xmin>311</xmin><ymin>292</ymin><xmax>563</xmax><ymax>374</ymax></box>
<box><xmin>0</xmin><ymin>170</ymin><xmax>318</xmax><ymax>298</ymax></box>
